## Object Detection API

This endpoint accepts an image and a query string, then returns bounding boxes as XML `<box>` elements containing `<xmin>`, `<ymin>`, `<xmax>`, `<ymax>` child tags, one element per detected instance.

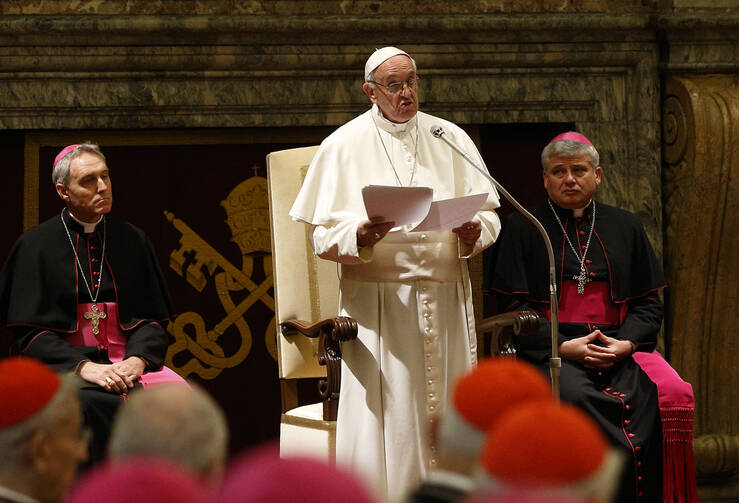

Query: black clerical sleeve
<box><xmin>14</xmin><ymin>327</ymin><xmax>91</xmax><ymax>372</ymax></box>
<box><xmin>125</xmin><ymin>322</ymin><xmax>168</xmax><ymax>371</ymax></box>
<box><xmin>618</xmin><ymin>293</ymin><xmax>662</xmax><ymax>352</ymax></box>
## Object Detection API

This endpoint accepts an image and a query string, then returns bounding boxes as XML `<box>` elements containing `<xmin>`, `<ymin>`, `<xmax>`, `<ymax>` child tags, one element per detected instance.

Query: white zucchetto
<box><xmin>364</xmin><ymin>47</ymin><xmax>411</xmax><ymax>81</ymax></box>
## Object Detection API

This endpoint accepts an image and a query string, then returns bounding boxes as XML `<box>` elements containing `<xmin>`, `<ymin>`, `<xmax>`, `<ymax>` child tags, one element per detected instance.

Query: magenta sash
<box><xmin>539</xmin><ymin>280</ymin><xmax>624</xmax><ymax>325</ymax></box>
<box><xmin>68</xmin><ymin>302</ymin><xmax>187</xmax><ymax>388</ymax></box>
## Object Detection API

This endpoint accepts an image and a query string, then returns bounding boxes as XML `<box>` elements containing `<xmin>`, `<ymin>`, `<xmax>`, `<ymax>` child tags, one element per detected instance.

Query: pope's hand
<box><xmin>357</xmin><ymin>217</ymin><xmax>395</xmax><ymax>247</ymax></box>
<box><xmin>452</xmin><ymin>218</ymin><xmax>481</xmax><ymax>245</ymax></box>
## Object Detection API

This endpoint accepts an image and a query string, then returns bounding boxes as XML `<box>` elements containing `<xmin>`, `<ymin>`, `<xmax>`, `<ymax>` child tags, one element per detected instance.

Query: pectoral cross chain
<box><xmin>83</xmin><ymin>303</ymin><xmax>107</xmax><ymax>335</ymax></box>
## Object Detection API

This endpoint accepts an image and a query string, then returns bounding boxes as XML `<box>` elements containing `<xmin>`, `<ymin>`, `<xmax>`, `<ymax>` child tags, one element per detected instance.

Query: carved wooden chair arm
<box><xmin>280</xmin><ymin>316</ymin><xmax>358</xmax><ymax>421</ymax></box>
<box><xmin>477</xmin><ymin>310</ymin><xmax>540</xmax><ymax>357</ymax></box>
<box><xmin>280</xmin><ymin>317</ymin><xmax>358</xmax><ymax>343</ymax></box>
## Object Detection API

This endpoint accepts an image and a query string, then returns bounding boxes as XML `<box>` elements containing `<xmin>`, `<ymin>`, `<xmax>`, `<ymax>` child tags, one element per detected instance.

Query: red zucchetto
<box><xmin>453</xmin><ymin>357</ymin><xmax>552</xmax><ymax>431</ymax></box>
<box><xmin>481</xmin><ymin>402</ymin><xmax>608</xmax><ymax>486</ymax></box>
<box><xmin>0</xmin><ymin>357</ymin><xmax>60</xmax><ymax>429</ymax></box>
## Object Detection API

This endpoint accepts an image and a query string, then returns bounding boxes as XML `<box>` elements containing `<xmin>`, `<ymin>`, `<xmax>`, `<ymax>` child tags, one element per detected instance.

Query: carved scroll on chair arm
<box><xmin>476</xmin><ymin>310</ymin><xmax>540</xmax><ymax>357</ymax></box>
<box><xmin>280</xmin><ymin>316</ymin><xmax>358</xmax><ymax>421</ymax></box>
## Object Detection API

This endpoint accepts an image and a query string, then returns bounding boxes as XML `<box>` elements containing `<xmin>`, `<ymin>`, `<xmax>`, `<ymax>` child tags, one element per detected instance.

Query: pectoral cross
<box><xmin>83</xmin><ymin>303</ymin><xmax>107</xmax><ymax>335</ymax></box>
<box><xmin>573</xmin><ymin>267</ymin><xmax>591</xmax><ymax>294</ymax></box>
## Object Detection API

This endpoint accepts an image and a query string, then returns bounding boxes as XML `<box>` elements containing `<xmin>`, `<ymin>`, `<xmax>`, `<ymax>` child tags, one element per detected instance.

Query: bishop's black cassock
<box><xmin>0</xmin><ymin>210</ymin><xmax>175</xmax><ymax>465</ymax></box>
<box><xmin>485</xmin><ymin>199</ymin><xmax>666</xmax><ymax>503</ymax></box>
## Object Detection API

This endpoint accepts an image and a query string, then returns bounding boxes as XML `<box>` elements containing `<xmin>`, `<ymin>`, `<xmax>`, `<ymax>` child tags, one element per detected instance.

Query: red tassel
<box><xmin>660</xmin><ymin>406</ymin><xmax>697</xmax><ymax>503</ymax></box>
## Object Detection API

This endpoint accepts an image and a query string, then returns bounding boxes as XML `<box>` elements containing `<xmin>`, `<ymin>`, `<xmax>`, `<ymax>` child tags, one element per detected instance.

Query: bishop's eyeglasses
<box><xmin>368</xmin><ymin>76</ymin><xmax>421</xmax><ymax>94</ymax></box>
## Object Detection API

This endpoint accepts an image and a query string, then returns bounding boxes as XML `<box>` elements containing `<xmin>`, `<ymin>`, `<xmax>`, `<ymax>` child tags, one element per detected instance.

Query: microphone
<box><xmin>430</xmin><ymin>124</ymin><xmax>562</xmax><ymax>401</ymax></box>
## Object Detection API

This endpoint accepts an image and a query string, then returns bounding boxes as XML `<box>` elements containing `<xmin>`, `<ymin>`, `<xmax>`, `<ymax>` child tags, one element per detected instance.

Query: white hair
<box><xmin>109</xmin><ymin>383</ymin><xmax>228</xmax><ymax>478</ymax></box>
<box><xmin>541</xmin><ymin>139</ymin><xmax>600</xmax><ymax>170</ymax></box>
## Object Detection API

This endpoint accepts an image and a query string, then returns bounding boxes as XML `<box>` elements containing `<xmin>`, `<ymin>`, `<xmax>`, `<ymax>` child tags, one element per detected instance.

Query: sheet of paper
<box><xmin>362</xmin><ymin>185</ymin><xmax>433</xmax><ymax>226</ymax></box>
<box><xmin>411</xmin><ymin>193</ymin><xmax>488</xmax><ymax>231</ymax></box>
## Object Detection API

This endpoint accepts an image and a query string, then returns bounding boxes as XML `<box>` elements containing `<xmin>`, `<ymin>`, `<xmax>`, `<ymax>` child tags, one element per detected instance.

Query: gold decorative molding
<box><xmin>663</xmin><ymin>75</ymin><xmax>739</xmax><ymax>479</ymax></box>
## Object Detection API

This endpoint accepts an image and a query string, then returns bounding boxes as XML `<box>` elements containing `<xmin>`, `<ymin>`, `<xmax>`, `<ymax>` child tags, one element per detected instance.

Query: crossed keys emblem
<box><xmin>164</xmin><ymin>173</ymin><xmax>277</xmax><ymax>380</ymax></box>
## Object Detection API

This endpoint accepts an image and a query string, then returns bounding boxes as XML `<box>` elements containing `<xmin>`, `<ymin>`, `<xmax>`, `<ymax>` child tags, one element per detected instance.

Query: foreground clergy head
<box><xmin>435</xmin><ymin>358</ymin><xmax>552</xmax><ymax>476</ymax></box>
<box><xmin>109</xmin><ymin>383</ymin><xmax>229</xmax><ymax>485</ymax></box>
<box><xmin>480</xmin><ymin>402</ymin><xmax>622</xmax><ymax>503</ymax></box>
<box><xmin>0</xmin><ymin>357</ymin><xmax>89</xmax><ymax>503</ymax></box>
<box><xmin>541</xmin><ymin>131</ymin><xmax>602</xmax><ymax>211</ymax></box>
<box><xmin>362</xmin><ymin>46</ymin><xmax>420</xmax><ymax>123</ymax></box>
<box><xmin>218</xmin><ymin>446</ymin><xmax>377</xmax><ymax>503</ymax></box>
<box><xmin>53</xmin><ymin>143</ymin><xmax>113</xmax><ymax>223</ymax></box>
<box><xmin>66</xmin><ymin>458</ymin><xmax>211</xmax><ymax>503</ymax></box>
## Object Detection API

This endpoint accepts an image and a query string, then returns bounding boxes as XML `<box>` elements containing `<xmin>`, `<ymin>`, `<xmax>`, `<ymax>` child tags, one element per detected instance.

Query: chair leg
<box><xmin>280</xmin><ymin>379</ymin><xmax>299</xmax><ymax>414</ymax></box>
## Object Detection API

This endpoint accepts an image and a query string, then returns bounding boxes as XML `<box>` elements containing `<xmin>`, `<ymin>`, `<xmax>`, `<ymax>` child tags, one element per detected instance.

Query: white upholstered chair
<box><xmin>266</xmin><ymin>146</ymin><xmax>357</xmax><ymax>464</ymax></box>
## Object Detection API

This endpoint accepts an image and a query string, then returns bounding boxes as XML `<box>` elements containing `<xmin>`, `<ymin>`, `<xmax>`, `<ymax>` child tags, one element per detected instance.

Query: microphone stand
<box><xmin>430</xmin><ymin>125</ymin><xmax>561</xmax><ymax>401</ymax></box>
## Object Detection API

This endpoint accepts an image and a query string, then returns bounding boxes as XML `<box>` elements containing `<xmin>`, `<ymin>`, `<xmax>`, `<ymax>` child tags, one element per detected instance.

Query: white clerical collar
<box><xmin>371</xmin><ymin>104</ymin><xmax>417</xmax><ymax>134</ymax></box>
<box><xmin>68</xmin><ymin>211</ymin><xmax>103</xmax><ymax>233</ymax></box>
<box><xmin>0</xmin><ymin>484</ymin><xmax>41</xmax><ymax>503</ymax></box>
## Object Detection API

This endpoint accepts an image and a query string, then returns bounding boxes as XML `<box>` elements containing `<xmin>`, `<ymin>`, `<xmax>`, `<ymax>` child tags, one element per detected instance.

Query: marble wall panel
<box><xmin>0</xmin><ymin>0</ymin><xmax>654</xmax><ymax>16</ymax></box>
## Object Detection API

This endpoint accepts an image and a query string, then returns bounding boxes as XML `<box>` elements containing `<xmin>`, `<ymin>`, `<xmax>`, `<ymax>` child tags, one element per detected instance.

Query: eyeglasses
<box><xmin>368</xmin><ymin>76</ymin><xmax>421</xmax><ymax>94</ymax></box>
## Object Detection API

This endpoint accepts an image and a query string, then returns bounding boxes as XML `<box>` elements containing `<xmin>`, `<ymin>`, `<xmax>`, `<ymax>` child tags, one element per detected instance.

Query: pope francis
<box><xmin>290</xmin><ymin>47</ymin><xmax>501</xmax><ymax>502</ymax></box>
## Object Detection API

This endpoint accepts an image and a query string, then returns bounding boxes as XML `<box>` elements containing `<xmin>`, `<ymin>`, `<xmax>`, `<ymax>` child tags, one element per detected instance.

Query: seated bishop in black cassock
<box><xmin>0</xmin><ymin>143</ymin><xmax>186</xmax><ymax>466</ymax></box>
<box><xmin>485</xmin><ymin>132</ymin><xmax>697</xmax><ymax>503</ymax></box>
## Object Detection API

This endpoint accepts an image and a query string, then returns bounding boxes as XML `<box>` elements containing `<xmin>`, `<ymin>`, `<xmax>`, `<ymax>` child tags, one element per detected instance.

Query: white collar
<box><xmin>68</xmin><ymin>210</ymin><xmax>103</xmax><ymax>233</ymax></box>
<box><xmin>0</xmin><ymin>484</ymin><xmax>40</xmax><ymax>503</ymax></box>
<box><xmin>371</xmin><ymin>104</ymin><xmax>417</xmax><ymax>134</ymax></box>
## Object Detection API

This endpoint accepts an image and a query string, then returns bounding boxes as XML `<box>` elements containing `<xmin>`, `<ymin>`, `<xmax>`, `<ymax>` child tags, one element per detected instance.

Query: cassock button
<box><xmin>93</xmin><ymin>271</ymin><xmax>99</xmax><ymax>276</ymax></box>
<box><xmin>586</xmin><ymin>259</ymin><xmax>592</xmax><ymax>264</ymax></box>
<box><xmin>620</xmin><ymin>393</ymin><xmax>626</xmax><ymax>397</ymax></box>
<box><xmin>91</xmin><ymin>258</ymin><xmax>98</xmax><ymax>263</ymax></box>
<box><xmin>589</xmin><ymin>272</ymin><xmax>596</xmax><ymax>277</ymax></box>
<box><xmin>579</xmin><ymin>230</ymin><xmax>585</xmax><ymax>236</ymax></box>
<box><xmin>606</xmin><ymin>387</ymin><xmax>612</xmax><ymax>391</ymax></box>
<box><xmin>635</xmin><ymin>446</ymin><xmax>641</xmax><ymax>452</ymax></box>
<box><xmin>637</xmin><ymin>462</ymin><xmax>642</xmax><ymax>467</ymax></box>
<box><xmin>624</xmin><ymin>420</ymin><xmax>630</xmax><ymax>425</ymax></box>
<box><xmin>639</xmin><ymin>492</ymin><xmax>644</xmax><ymax>497</ymax></box>
<box><xmin>628</xmin><ymin>433</ymin><xmax>635</xmax><ymax>438</ymax></box>
<box><xmin>638</xmin><ymin>476</ymin><xmax>643</xmax><ymax>481</ymax></box>
<box><xmin>626</xmin><ymin>405</ymin><xmax>631</xmax><ymax>410</ymax></box>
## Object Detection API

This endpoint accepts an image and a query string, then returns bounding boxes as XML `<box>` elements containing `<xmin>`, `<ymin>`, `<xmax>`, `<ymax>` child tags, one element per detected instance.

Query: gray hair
<box><xmin>0</xmin><ymin>373</ymin><xmax>80</xmax><ymax>471</ymax></box>
<box><xmin>109</xmin><ymin>383</ymin><xmax>228</xmax><ymax>478</ymax></box>
<box><xmin>541</xmin><ymin>139</ymin><xmax>600</xmax><ymax>171</ymax></box>
<box><xmin>366</xmin><ymin>54</ymin><xmax>418</xmax><ymax>84</ymax></box>
<box><xmin>52</xmin><ymin>143</ymin><xmax>106</xmax><ymax>186</ymax></box>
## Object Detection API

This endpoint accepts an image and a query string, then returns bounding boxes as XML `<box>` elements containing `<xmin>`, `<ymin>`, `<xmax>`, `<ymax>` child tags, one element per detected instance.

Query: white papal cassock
<box><xmin>290</xmin><ymin>104</ymin><xmax>501</xmax><ymax>503</ymax></box>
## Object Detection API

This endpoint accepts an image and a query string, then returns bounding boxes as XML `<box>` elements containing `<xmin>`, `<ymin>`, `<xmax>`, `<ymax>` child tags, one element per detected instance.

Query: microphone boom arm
<box><xmin>430</xmin><ymin>125</ymin><xmax>561</xmax><ymax>400</ymax></box>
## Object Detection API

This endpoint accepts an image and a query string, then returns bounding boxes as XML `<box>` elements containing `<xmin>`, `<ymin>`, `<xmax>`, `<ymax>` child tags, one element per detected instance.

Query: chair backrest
<box><xmin>266</xmin><ymin>146</ymin><xmax>340</xmax><ymax>380</ymax></box>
